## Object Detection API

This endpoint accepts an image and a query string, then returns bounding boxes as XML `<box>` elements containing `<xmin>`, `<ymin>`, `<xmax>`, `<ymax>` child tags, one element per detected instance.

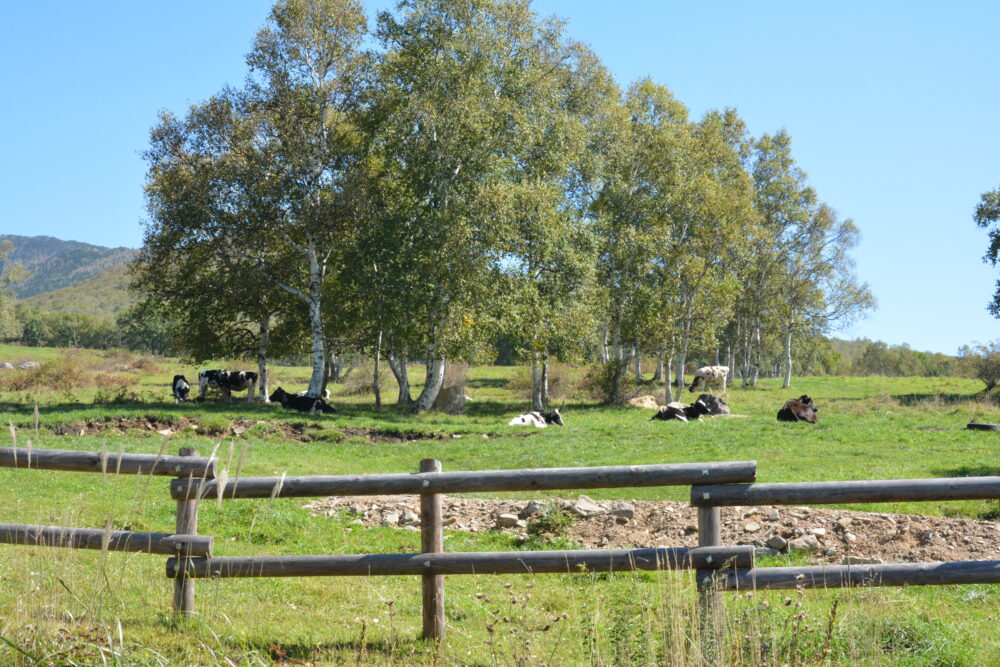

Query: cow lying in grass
<box><xmin>688</xmin><ymin>365</ymin><xmax>729</xmax><ymax>393</ymax></box>
<box><xmin>777</xmin><ymin>395</ymin><xmax>818</xmax><ymax>423</ymax></box>
<box><xmin>650</xmin><ymin>394</ymin><xmax>730</xmax><ymax>422</ymax></box>
<box><xmin>508</xmin><ymin>409</ymin><xmax>564</xmax><ymax>427</ymax></box>
<box><xmin>172</xmin><ymin>375</ymin><xmax>190</xmax><ymax>403</ymax></box>
<box><xmin>198</xmin><ymin>369</ymin><xmax>257</xmax><ymax>402</ymax></box>
<box><xmin>269</xmin><ymin>387</ymin><xmax>335</xmax><ymax>414</ymax></box>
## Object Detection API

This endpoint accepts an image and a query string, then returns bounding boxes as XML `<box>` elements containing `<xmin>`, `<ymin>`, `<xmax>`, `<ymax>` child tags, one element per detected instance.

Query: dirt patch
<box><xmin>52</xmin><ymin>416</ymin><xmax>195</xmax><ymax>437</ymax></box>
<box><xmin>307</xmin><ymin>495</ymin><xmax>1000</xmax><ymax>565</ymax></box>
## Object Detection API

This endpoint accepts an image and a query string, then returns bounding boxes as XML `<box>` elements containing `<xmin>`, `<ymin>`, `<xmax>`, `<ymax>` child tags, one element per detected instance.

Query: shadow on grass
<box><xmin>892</xmin><ymin>392</ymin><xmax>988</xmax><ymax>406</ymax></box>
<box><xmin>465</xmin><ymin>377</ymin><xmax>510</xmax><ymax>390</ymax></box>
<box><xmin>233</xmin><ymin>638</ymin><xmax>421</xmax><ymax>663</ymax></box>
<box><xmin>932</xmin><ymin>465</ymin><xmax>1000</xmax><ymax>478</ymax></box>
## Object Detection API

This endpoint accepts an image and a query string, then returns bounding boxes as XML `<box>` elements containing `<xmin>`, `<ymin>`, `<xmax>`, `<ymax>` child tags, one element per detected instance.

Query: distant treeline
<box><xmin>1</xmin><ymin>303</ymin><xmax>973</xmax><ymax>380</ymax></box>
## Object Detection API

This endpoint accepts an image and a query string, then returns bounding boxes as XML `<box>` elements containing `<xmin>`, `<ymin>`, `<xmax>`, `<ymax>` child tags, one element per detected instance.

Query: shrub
<box><xmin>973</xmin><ymin>341</ymin><xmax>1000</xmax><ymax>390</ymax></box>
<box><xmin>0</xmin><ymin>358</ymin><xmax>89</xmax><ymax>392</ymax></box>
<box><xmin>339</xmin><ymin>362</ymin><xmax>392</xmax><ymax>396</ymax></box>
<box><xmin>580</xmin><ymin>361</ymin><xmax>639</xmax><ymax>404</ymax></box>
<box><xmin>505</xmin><ymin>362</ymin><xmax>571</xmax><ymax>403</ymax></box>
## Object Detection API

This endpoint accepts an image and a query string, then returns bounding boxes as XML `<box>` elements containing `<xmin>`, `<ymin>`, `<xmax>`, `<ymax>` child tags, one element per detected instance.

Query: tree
<box><xmin>974</xmin><ymin>184</ymin><xmax>1000</xmax><ymax>316</ymax></box>
<box><xmin>368</xmin><ymin>0</ymin><xmax>590</xmax><ymax>411</ymax></box>
<box><xmin>140</xmin><ymin>0</ymin><xmax>371</xmax><ymax>398</ymax></box>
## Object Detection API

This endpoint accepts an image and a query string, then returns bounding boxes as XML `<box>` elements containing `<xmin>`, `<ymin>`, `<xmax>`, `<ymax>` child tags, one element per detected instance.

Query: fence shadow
<box><xmin>932</xmin><ymin>465</ymin><xmax>1000</xmax><ymax>478</ymax></box>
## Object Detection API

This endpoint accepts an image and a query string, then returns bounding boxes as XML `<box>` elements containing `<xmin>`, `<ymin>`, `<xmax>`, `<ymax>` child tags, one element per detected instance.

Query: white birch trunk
<box><xmin>413</xmin><ymin>358</ymin><xmax>446</xmax><ymax>412</ymax></box>
<box><xmin>531</xmin><ymin>355</ymin><xmax>544</xmax><ymax>411</ymax></box>
<box><xmin>387</xmin><ymin>352</ymin><xmax>412</xmax><ymax>406</ymax></box>
<box><xmin>373</xmin><ymin>330</ymin><xmax>383</xmax><ymax>409</ymax></box>
<box><xmin>257</xmin><ymin>314</ymin><xmax>270</xmax><ymax>403</ymax></box>
<box><xmin>783</xmin><ymin>324</ymin><xmax>793</xmax><ymax>388</ymax></box>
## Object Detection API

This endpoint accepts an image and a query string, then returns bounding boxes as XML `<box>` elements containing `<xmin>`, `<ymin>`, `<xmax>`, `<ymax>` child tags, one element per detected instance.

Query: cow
<box><xmin>172</xmin><ymin>375</ymin><xmax>191</xmax><ymax>403</ymax></box>
<box><xmin>688</xmin><ymin>366</ymin><xmax>729</xmax><ymax>393</ymax></box>
<box><xmin>650</xmin><ymin>394</ymin><xmax>730</xmax><ymax>422</ymax></box>
<box><xmin>293</xmin><ymin>388</ymin><xmax>331</xmax><ymax>400</ymax></box>
<box><xmin>269</xmin><ymin>387</ymin><xmax>335</xmax><ymax>414</ymax></box>
<box><xmin>197</xmin><ymin>369</ymin><xmax>258</xmax><ymax>402</ymax></box>
<box><xmin>508</xmin><ymin>409</ymin><xmax>564</xmax><ymax>428</ymax></box>
<box><xmin>777</xmin><ymin>395</ymin><xmax>819</xmax><ymax>423</ymax></box>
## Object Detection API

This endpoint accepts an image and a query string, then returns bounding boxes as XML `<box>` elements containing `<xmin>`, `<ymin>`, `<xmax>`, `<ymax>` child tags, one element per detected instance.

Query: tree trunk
<box><xmin>633</xmin><ymin>348</ymin><xmax>642</xmax><ymax>383</ymax></box>
<box><xmin>373</xmin><ymin>331</ymin><xmax>383</xmax><ymax>409</ymax></box>
<box><xmin>531</xmin><ymin>355</ymin><xmax>544</xmax><ymax>411</ymax></box>
<box><xmin>413</xmin><ymin>358</ymin><xmax>446</xmax><ymax>412</ymax></box>
<box><xmin>652</xmin><ymin>357</ymin><xmax>664</xmax><ymax>383</ymax></box>
<box><xmin>387</xmin><ymin>352</ymin><xmax>413</xmax><ymax>406</ymax></box>
<box><xmin>783</xmin><ymin>324</ymin><xmax>793</xmax><ymax>388</ymax></box>
<box><xmin>541</xmin><ymin>357</ymin><xmax>550</xmax><ymax>407</ymax></box>
<box><xmin>328</xmin><ymin>352</ymin><xmax>344</xmax><ymax>384</ymax></box>
<box><xmin>663</xmin><ymin>351</ymin><xmax>675</xmax><ymax>404</ymax></box>
<box><xmin>600</xmin><ymin>324</ymin><xmax>610</xmax><ymax>364</ymax></box>
<box><xmin>257</xmin><ymin>314</ymin><xmax>270</xmax><ymax>403</ymax></box>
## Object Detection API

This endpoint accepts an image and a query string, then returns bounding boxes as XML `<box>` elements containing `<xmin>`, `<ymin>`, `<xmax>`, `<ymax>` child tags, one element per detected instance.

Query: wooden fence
<box><xmin>1</xmin><ymin>445</ymin><xmax>998</xmax><ymax>649</ymax></box>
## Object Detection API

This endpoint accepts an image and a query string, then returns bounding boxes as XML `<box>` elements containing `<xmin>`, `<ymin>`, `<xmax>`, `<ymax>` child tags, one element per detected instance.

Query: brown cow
<box><xmin>777</xmin><ymin>395</ymin><xmax>818</xmax><ymax>423</ymax></box>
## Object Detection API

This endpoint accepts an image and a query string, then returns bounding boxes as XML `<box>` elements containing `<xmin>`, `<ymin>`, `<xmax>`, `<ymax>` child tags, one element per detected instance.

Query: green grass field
<box><xmin>0</xmin><ymin>345</ymin><xmax>997</xmax><ymax>665</ymax></box>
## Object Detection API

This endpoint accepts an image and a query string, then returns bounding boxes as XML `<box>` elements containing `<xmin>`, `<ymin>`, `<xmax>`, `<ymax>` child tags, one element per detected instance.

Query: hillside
<box><xmin>0</xmin><ymin>234</ymin><xmax>135</xmax><ymax>298</ymax></box>
<box><xmin>19</xmin><ymin>263</ymin><xmax>135</xmax><ymax>318</ymax></box>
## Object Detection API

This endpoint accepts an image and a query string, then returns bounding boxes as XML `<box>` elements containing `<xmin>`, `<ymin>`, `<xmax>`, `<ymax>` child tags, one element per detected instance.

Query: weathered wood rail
<box><xmin>0</xmin><ymin>446</ymin><xmax>216</xmax><ymax>477</ymax></box>
<box><xmin>0</xmin><ymin>522</ymin><xmax>211</xmax><ymax>556</ymax></box>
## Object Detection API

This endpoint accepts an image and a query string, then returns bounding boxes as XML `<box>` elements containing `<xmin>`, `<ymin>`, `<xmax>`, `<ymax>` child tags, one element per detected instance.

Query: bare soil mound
<box><xmin>307</xmin><ymin>495</ymin><xmax>1000</xmax><ymax>564</ymax></box>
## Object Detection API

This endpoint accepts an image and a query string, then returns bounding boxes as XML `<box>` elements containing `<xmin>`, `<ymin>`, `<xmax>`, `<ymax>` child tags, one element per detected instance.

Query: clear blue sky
<box><xmin>1</xmin><ymin>1</ymin><xmax>998</xmax><ymax>354</ymax></box>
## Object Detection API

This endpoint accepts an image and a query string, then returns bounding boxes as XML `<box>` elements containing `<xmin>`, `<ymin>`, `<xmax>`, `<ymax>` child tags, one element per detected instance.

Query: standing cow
<box><xmin>688</xmin><ymin>366</ymin><xmax>729</xmax><ymax>393</ymax></box>
<box><xmin>198</xmin><ymin>369</ymin><xmax>258</xmax><ymax>402</ymax></box>
<box><xmin>172</xmin><ymin>375</ymin><xmax>191</xmax><ymax>403</ymax></box>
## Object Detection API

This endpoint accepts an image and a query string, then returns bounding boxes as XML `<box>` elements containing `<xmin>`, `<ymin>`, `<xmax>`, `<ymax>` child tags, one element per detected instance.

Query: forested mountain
<box><xmin>19</xmin><ymin>263</ymin><xmax>134</xmax><ymax>319</ymax></box>
<box><xmin>0</xmin><ymin>235</ymin><xmax>135</xmax><ymax>298</ymax></box>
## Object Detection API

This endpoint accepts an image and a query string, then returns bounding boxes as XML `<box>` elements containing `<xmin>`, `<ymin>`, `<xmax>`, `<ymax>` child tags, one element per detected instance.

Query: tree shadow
<box><xmin>465</xmin><ymin>377</ymin><xmax>509</xmax><ymax>390</ymax></box>
<box><xmin>932</xmin><ymin>465</ymin><xmax>1000</xmax><ymax>478</ymax></box>
<box><xmin>892</xmin><ymin>392</ymin><xmax>988</xmax><ymax>406</ymax></box>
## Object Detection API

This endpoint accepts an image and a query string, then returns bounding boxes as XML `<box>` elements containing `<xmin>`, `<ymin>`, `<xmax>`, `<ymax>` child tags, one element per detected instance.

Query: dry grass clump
<box><xmin>0</xmin><ymin>358</ymin><xmax>90</xmax><ymax>392</ymax></box>
<box><xmin>340</xmin><ymin>362</ymin><xmax>393</xmax><ymax>397</ymax></box>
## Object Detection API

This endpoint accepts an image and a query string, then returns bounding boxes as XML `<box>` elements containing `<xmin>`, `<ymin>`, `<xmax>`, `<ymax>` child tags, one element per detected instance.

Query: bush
<box><xmin>972</xmin><ymin>342</ymin><xmax>1000</xmax><ymax>390</ymax></box>
<box><xmin>196</xmin><ymin>415</ymin><xmax>232</xmax><ymax>436</ymax></box>
<box><xmin>505</xmin><ymin>362</ymin><xmax>571</xmax><ymax>403</ymax></box>
<box><xmin>580</xmin><ymin>361</ymin><xmax>639</xmax><ymax>404</ymax></box>
<box><xmin>0</xmin><ymin>358</ymin><xmax>89</xmax><ymax>391</ymax></box>
<box><xmin>338</xmin><ymin>362</ymin><xmax>392</xmax><ymax>396</ymax></box>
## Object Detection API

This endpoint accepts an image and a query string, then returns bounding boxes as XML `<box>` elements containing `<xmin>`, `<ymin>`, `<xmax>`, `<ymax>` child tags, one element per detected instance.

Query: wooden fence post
<box><xmin>420</xmin><ymin>458</ymin><xmax>445</xmax><ymax>641</ymax></box>
<box><xmin>697</xmin><ymin>506</ymin><xmax>723</xmax><ymax>664</ymax></box>
<box><xmin>173</xmin><ymin>447</ymin><xmax>200</xmax><ymax>616</ymax></box>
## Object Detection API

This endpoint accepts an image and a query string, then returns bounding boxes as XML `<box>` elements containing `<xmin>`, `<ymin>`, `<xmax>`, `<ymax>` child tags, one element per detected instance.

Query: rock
<box><xmin>399</xmin><ymin>510</ymin><xmax>420</xmax><ymax>526</ymax></box>
<box><xmin>787</xmin><ymin>535</ymin><xmax>820</xmax><ymax>553</ymax></box>
<box><xmin>382</xmin><ymin>511</ymin><xmax>401</xmax><ymax>527</ymax></box>
<box><xmin>611</xmin><ymin>502</ymin><xmax>635</xmax><ymax>521</ymax></box>
<box><xmin>836</xmin><ymin>517</ymin><xmax>853</xmax><ymax>530</ymax></box>
<box><xmin>766</xmin><ymin>509</ymin><xmax>780</xmax><ymax>521</ymax></box>
<box><xmin>18</xmin><ymin>361</ymin><xmax>40</xmax><ymax>370</ymax></box>
<box><xmin>684</xmin><ymin>524</ymin><xmax>698</xmax><ymax>533</ymax></box>
<box><xmin>0</xmin><ymin>362</ymin><xmax>12</xmax><ymax>369</ymax></box>
<box><xmin>844</xmin><ymin>532</ymin><xmax>857</xmax><ymax>542</ymax></box>
<box><xmin>842</xmin><ymin>556</ymin><xmax>883</xmax><ymax>565</ymax></box>
<box><xmin>443</xmin><ymin>517</ymin><xmax>458</xmax><ymax>526</ymax></box>
<box><xmin>346</xmin><ymin>503</ymin><xmax>367</xmax><ymax>516</ymax></box>
<box><xmin>744</xmin><ymin>522</ymin><xmax>761</xmax><ymax>533</ymax></box>
<box><xmin>628</xmin><ymin>395</ymin><xmax>661</xmax><ymax>409</ymax></box>
<box><xmin>350</xmin><ymin>519</ymin><xmax>364</xmax><ymax>525</ymax></box>
<box><xmin>496</xmin><ymin>513</ymin><xmax>520</xmax><ymax>528</ymax></box>
<box><xmin>754</xmin><ymin>547</ymin><xmax>782</xmax><ymax>558</ymax></box>
<box><xmin>519</xmin><ymin>501</ymin><xmax>545</xmax><ymax>520</ymax></box>
<box><xmin>808</xmin><ymin>528</ymin><xmax>827</xmax><ymax>536</ymax></box>
<box><xmin>823</xmin><ymin>547</ymin><xmax>840</xmax><ymax>557</ymax></box>
<box><xmin>766</xmin><ymin>535</ymin><xmax>787</xmax><ymax>550</ymax></box>
<box><xmin>432</xmin><ymin>385</ymin><xmax>467</xmax><ymax>414</ymax></box>
<box><xmin>788</xmin><ymin>510</ymin><xmax>808</xmax><ymax>519</ymax></box>
<box><xmin>402</xmin><ymin>525</ymin><xmax>420</xmax><ymax>532</ymax></box>
<box><xmin>571</xmin><ymin>495</ymin><xmax>607</xmax><ymax>517</ymax></box>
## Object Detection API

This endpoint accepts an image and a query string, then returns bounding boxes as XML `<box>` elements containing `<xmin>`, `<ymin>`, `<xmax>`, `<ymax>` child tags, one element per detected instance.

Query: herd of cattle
<box><xmin>171</xmin><ymin>364</ymin><xmax>820</xmax><ymax>424</ymax></box>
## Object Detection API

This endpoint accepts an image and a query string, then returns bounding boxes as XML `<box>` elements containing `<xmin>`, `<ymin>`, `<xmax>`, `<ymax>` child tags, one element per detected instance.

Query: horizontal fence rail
<box><xmin>711</xmin><ymin>560</ymin><xmax>1000</xmax><ymax>591</ymax></box>
<box><xmin>0</xmin><ymin>522</ymin><xmax>212</xmax><ymax>557</ymax></box>
<box><xmin>171</xmin><ymin>461</ymin><xmax>757</xmax><ymax>500</ymax></box>
<box><xmin>166</xmin><ymin>546</ymin><xmax>754</xmax><ymax>579</ymax></box>
<box><xmin>0</xmin><ymin>446</ymin><xmax>217</xmax><ymax>478</ymax></box>
<box><xmin>691</xmin><ymin>476</ymin><xmax>1000</xmax><ymax>507</ymax></box>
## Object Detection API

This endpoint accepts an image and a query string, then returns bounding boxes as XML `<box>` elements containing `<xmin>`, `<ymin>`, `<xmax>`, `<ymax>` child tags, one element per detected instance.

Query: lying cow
<box><xmin>293</xmin><ymin>388</ymin><xmax>331</xmax><ymax>400</ymax></box>
<box><xmin>689</xmin><ymin>365</ymin><xmax>729</xmax><ymax>393</ymax></box>
<box><xmin>198</xmin><ymin>369</ymin><xmax>258</xmax><ymax>402</ymax></box>
<box><xmin>777</xmin><ymin>395</ymin><xmax>818</xmax><ymax>423</ymax></box>
<box><xmin>270</xmin><ymin>387</ymin><xmax>335</xmax><ymax>414</ymax></box>
<box><xmin>650</xmin><ymin>394</ymin><xmax>730</xmax><ymax>422</ymax></box>
<box><xmin>508</xmin><ymin>409</ymin><xmax>564</xmax><ymax>428</ymax></box>
<box><xmin>172</xmin><ymin>375</ymin><xmax>191</xmax><ymax>403</ymax></box>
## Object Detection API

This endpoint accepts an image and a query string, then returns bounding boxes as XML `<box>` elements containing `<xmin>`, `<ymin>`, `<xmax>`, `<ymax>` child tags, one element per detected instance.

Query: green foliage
<box><xmin>196</xmin><ymin>414</ymin><xmax>232</xmax><ymax>436</ymax></box>
<box><xmin>968</xmin><ymin>340</ymin><xmax>1000</xmax><ymax>390</ymax></box>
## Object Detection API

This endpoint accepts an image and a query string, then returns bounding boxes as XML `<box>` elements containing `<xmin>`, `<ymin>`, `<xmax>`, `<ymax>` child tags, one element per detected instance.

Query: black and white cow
<box><xmin>269</xmin><ymin>387</ymin><xmax>335</xmax><ymax>414</ymax></box>
<box><xmin>172</xmin><ymin>375</ymin><xmax>191</xmax><ymax>403</ymax></box>
<box><xmin>508</xmin><ymin>409</ymin><xmax>564</xmax><ymax>428</ymax></box>
<box><xmin>293</xmin><ymin>388</ymin><xmax>331</xmax><ymax>400</ymax></box>
<box><xmin>688</xmin><ymin>366</ymin><xmax>729</xmax><ymax>393</ymax></box>
<box><xmin>650</xmin><ymin>394</ymin><xmax>730</xmax><ymax>422</ymax></box>
<box><xmin>777</xmin><ymin>395</ymin><xmax>819</xmax><ymax>423</ymax></box>
<box><xmin>198</xmin><ymin>369</ymin><xmax>258</xmax><ymax>402</ymax></box>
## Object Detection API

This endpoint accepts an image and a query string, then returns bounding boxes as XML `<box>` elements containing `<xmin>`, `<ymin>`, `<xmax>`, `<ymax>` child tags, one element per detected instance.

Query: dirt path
<box><xmin>307</xmin><ymin>495</ymin><xmax>1000</xmax><ymax>564</ymax></box>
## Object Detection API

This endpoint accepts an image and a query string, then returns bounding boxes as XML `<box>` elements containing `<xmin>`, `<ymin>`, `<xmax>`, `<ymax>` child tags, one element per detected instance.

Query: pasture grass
<box><xmin>0</xmin><ymin>346</ymin><xmax>997</xmax><ymax>664</ymax></box>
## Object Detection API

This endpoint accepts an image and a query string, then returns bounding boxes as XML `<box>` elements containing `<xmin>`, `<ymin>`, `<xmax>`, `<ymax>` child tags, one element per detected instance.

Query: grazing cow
<box><xmin>508</xmin><ymin>409</ymin><xmax>564</xmax><ymax>428</ymax></box>
<box><xmin>172</xmin><ymin>375</ymin><xmax>191</xmax><ymax>403</ymax></box>
<box><xmin>270</xmin><ymin>387</ymin><xmax>335</xmax><ymax>414</ymax></box>
<box><xmin>197</xmin><ymin>369</ymin><xmax>258</xmax><ymax>402</ymax></box>
<box><xmin>688</xmin><ymin>366</ymin><xmax>729</xmax><ymax>393</ymax></box>
<box><xmin>777</xmin><ymin>395</ymin><xmax>819</xmax><ymax>423</ymax></box>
